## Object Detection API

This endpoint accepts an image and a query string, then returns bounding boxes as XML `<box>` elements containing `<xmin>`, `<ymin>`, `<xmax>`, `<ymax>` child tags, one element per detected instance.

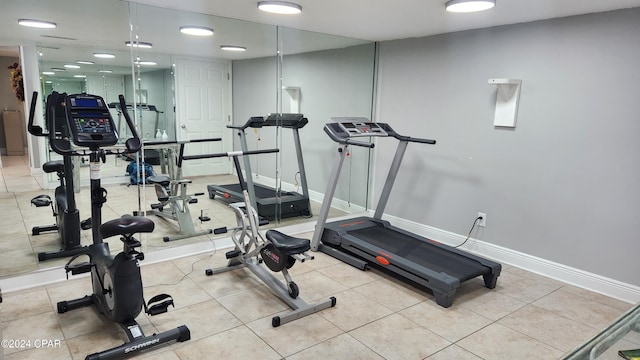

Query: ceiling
<box><xmin>0</xmin><ymin>0</ymin><xmax>638</xmax><ymax>78</ymax></box>
<box><xmin>130</xmin><ymin>0</ymin><xmax>640</xmax><ymax>41</ymax></box>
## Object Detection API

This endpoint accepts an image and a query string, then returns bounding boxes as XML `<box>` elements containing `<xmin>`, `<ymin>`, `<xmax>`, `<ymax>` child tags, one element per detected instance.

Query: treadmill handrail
<box><xmin>182</xmin><ymin>148</ymin><xmax>279</xmax><ymax>161</ymax></box>
<box><xmin>324</xmin><ymin>121</ymin><xmax>436</xmax><ymax>146</ymax></box>
<box><xmin>323</xmin><ymin>125</ymin><xmax>375</xmax><ymax>148</ymax></box>
<box><xmin>175</xmin><ymin>138</ymin><xmax>223</xmax><ymax>168</ymax></box>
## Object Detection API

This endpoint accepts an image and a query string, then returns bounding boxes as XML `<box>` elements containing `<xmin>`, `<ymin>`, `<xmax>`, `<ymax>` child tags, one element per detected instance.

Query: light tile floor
<box><xmin>0</xmin><ymin>154</ymin><xmax>636</xmax><ymax>359</ymax></box>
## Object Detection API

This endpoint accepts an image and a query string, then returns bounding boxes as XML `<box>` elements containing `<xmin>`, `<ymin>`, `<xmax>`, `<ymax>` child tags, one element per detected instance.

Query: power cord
<box><xmin>454</xmin><ymin>215</ymin><xmax>483</xmax><ymax>248</ymax></box>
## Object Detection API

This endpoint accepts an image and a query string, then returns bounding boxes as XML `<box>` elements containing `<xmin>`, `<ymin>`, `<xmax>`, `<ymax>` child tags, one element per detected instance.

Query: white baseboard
<box><xmin>380</xmin><ymin>212</ymin><xmax>640</xmax><ymax>304</ymax></box>
<box><xmin>8</xmin><ymin>204</ymin><xmax>635</xmax><ymax>306</ymax></box>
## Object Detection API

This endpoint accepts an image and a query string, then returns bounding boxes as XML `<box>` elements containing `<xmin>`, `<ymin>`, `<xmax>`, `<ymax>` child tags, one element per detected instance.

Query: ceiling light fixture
<box><xmin>220</xmin><ymin>45</ymin><xmax>247</xmax><ymax>52</ymax></box>
<box><xmin>51</xmin><ymin>67</ymin><xmax>66</xmax><ymax>72</ymax></box>
<box><xmin>135</xmin><ymin>60</ymin><xmax>157</xmax><ymax>66</ymax></box>
<box><xmin>18</xmin><ymin>19</ymin><xmax>57</xmax><ymax>29</ymax></box>
<box><xmin>42</xmin><ymin>71</ymin><xmax>55</xmax><ymax>75</ymax></box>
<box><xmin>445</xmin><ymin>0</ymin><xmax>495</xmax><ymax>13</ymax></box>
<box><xmin>63</xmin><ymin>64</ymin><xmax>80</xmax><ymax>69</ymax></box>
<box><xmin>73</xmin><ymin>75</ymin><xmax>86</xmax><ymax>78</ymax></box>
<box><xmin>98</xmin><ymin>69</ymin><xmax>113</xmax><ymax>73</ymax></box>
<box><xmin>125</xmin><ymin>41</ymin><xmax>153</xmax><ymax>48</ymax></box>
<box><xmin>179</xmin><ymin>26</ymin><xmax>214</xmax><ymax>36</ymax></box>
<box><xmin>76</xmin><ymin>60</ymin><xmax>95</xmax><ymax>65</ymax></box>
<box><xmin>93</xmin><ymin>52</ymin><xmax>115</xmax><ymax>59</ymax></box>
<box><xmin>257</xmin><ymin>1</ymin><xmax>302</xmax><ymax>14</ymax></box>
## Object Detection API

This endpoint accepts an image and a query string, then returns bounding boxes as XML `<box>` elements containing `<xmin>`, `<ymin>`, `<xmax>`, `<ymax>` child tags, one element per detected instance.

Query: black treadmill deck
<box><xmin>320</xmin><ymin>217</ymin><xmax>501</xmax><ymax>307</ymax></box>
<box><xmin>207</xmin><ymin>183</ymin><xmax>311</xmax><ymax>220</ymax></box>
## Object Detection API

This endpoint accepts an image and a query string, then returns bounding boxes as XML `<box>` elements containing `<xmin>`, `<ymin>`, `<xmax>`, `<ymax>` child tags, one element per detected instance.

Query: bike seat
<box><xmin>100</xmin><ymin>215</ymin><xmax>155</xmax><ymax>239</ymax></box>
<box><xmin>265</xmin><ymin>230</ymin><xmax>310</xmax><ymax>255</ymax></box>
<box><xmin>147</xmin><ymin>175</ymin><xmax>171</xmax><ymax>187</ymax></box>
<box><xmin>42</xmin><ymin>160</ymin><xmax>65</xmax><ymax>174</ymax></box>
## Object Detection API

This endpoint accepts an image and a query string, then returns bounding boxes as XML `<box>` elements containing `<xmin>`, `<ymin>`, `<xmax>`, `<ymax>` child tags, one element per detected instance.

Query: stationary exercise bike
<box><xmin>27</xmin><ymin>92</ymin><xmax>91</xmax><ymax>261</ymax></box>
<box><xmin>199</xmin><ymin>149</ymin><xmax>336</xmax><ymax>327</ymax></box>
<box><xmin>31</xmin><ymin>91</ymin><xmax>190</xmax><ymax>360</ymax></box>
<box><xmin>146</xmin><ymin>138</ymin><xmax>221</xmax><ymax>242</ymax></box>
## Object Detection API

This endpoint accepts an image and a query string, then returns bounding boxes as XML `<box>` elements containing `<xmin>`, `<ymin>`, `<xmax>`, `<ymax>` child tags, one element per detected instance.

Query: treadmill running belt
<box><xmin>349</xmin><ymin>226</ymin><xmax>489</xmax><ymax>282</ymax></box>
<box><xmin>219</xmin><ymin>183</ymin><xmax>294</xmax><ymax>199</ymax></box>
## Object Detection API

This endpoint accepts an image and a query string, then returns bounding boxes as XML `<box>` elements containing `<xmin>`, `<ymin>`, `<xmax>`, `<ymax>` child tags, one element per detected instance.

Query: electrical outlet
<box><xmin>477</xmin><ymin>212</ymin><xmax>486</xmax><ymax>227</ymax></box>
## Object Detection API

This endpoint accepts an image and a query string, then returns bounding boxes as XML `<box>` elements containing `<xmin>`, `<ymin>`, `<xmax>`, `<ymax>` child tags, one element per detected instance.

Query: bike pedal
<box><xmin>66</xmin><ymin>262</ymin><xmax>92</xmax><ymax>275</ymax></box>
<box><xmin>80</xmin><ymin>218</ymin><xmax>92</xmax><ymax>230</ymax></box>
<box><xmin>30</xmin><ymin>195</ymin><xmax>52</xmax><ymax>207</ymax></box>
<box><xmin>145</xmin><ymin>294</ymin><xmax>174</xmax><ymax>316</ymax></box>
<box><xmin>225</xmin><ymin>249</ymin><xmax>242</xmax><ymax>259</ymax></box>
<box><xmin>188</xmin><ymin>198</ymin><xmax>198</xmax><ymax>204</ymax></box>
<box><xmin>198</xmin><ymin>216</ymin><xmax>211</xmax><ymax>222</ymax></box>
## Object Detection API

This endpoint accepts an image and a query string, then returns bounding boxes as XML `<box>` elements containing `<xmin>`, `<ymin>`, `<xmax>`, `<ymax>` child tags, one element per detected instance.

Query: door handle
<box><xmin>181</xmin><ymin>124</ymin><xmax>186</xmax><ymax>129</ymax></box>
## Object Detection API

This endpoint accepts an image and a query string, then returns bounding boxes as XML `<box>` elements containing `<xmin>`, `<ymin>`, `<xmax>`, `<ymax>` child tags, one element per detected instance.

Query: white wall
<box><xmin>375</xmin><ymin>8</ymin><xmax>640</xmax><ymax>287</ymax></box>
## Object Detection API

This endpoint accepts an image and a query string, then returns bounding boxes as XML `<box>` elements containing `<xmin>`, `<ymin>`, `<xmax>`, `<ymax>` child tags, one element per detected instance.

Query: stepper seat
<box><xmin>265</xmin><ymin>229</ymin><xmax>310</xmax><ymax>255</ymax></box>
<box><xmin>147</xmin><ymin>175</ymin><xmax>171</xmax><ymax>187</ymax></box>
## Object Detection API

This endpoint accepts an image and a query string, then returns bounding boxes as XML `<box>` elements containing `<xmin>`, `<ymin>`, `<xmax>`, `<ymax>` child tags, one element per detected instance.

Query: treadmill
<box><xmin>310</xmin><ymin>118</ymin><xmax>501</xmax><ymax>308</ymax></box>
<box><xmin>207</xmin><ymin>113</ymin><xmax>312</xmax><ymax>221</ymax></box>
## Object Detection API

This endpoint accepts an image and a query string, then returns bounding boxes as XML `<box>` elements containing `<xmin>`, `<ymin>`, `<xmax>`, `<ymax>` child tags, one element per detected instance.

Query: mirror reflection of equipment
<box><xmin>207</xmin><ymin>113</ymin><xmax>312</xmax><ymax>221</ymax></box>
<box><xmin>145</xmin><ymin>138</ymin><xmax>222</xmax><ymax>242</ymax></box>
<box><xmin>27</xmin><ymin>91</ymin><xmax>92</xmax><ymax>262</ymax></box>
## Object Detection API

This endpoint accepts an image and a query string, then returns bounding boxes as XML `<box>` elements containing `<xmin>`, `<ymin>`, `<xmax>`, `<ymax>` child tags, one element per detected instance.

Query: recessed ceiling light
<box><xmin>76</xmin><ymin>60</ymin><xmax>94</xmax><ymax>65</ymax></box>
<box><xmin>63</xmin><ymin>64</ymin><xmax>80</xmax><ymax>69</ymax></box>
<box><xmin>135</xmin><ymin>60</ymin><xmax>157</xmax><ymax>66</ymax></box>
<box><xmin>179</xmin><ymin>26</ymin><xmax>214</xmax><ymax>36</ymax></box>
<box><xmin>98</xmin><ymin>69</ymin><xmax>113</xmax><ymax>73</ymax></box>
<box><xmin>125</xmin><ymin>41</ymin><xmax>153</xmax><ymax>48</ymax></box>
<box><xmin>220</xmin><ymin>45</ymin><xmax>247</xmax><ymax>52</ymax></box>
<box><xmin>73</xmin><ymin>75</ymin><xmax>86</xmax><ymax>78</ymax></box>
<box><xmin>257</xmin><ymin>1</ymin><xmax>302</xmax><ymax>14</ymax></box>
<box><xmin>42</xmin><ymin>71</ymin><xmax>55</xmax><ymax>75</ymax></box>
<box><xmin>51</xmin><ymin>68</ymin><xmax>66</xmax><ymax>72</ymax></box>
<box><xmin>93</xmin><ymin>52</ymin><xmax>115</xmax><ymax>59</ymax></box>
<box><xmin>45</xmin><ymin>81</ymin><xmax>52</xmax><ymax>84</ymax></box>
<box><xmin>445</xmin><ymin>0</ymin><xmax>495</xmax><ymax>13</ymax></box>
<box><xmin>18</xmin><ymin>19</ymin><xmax>57</xmax><ymax>29</ymax></box>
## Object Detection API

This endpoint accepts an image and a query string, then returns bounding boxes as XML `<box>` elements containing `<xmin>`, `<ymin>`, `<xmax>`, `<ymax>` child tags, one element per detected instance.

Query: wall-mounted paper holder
<box><xmin>283</xmin><ymin>86</ymin><xmax>301</xmax><ymax>113</ymax></box>
<box><xmin>489</xmin><ymin>78</ymin><xmax>521</xmax><ymax>128</ymax></box>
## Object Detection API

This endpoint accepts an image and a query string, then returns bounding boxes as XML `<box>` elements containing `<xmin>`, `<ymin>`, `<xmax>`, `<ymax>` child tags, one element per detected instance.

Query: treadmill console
<box><xmin>332</xmin><ymin>117</ymin><xmax>388</xmax><ymax>137</ymax></box>
<box><xmin>65</xmin><ymin>94</ymin><xmax>118</xmax><ymax>147</ymax></box>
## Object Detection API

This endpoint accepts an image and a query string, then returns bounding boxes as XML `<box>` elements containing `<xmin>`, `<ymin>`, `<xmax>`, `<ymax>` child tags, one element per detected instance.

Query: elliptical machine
<box><xmin>200</xmin><ymin>149</ymin><xmax>336</xmax><ymax>327</ymax></box>
<box><xmin>31</xmin><ymin>91</ymin><xmax>190</xmax><ymax>360</ymax></box>
<box><xmin>27</xmin><ymin>92</ymin><xmax>91</xmax><ymax>261</ymax></box>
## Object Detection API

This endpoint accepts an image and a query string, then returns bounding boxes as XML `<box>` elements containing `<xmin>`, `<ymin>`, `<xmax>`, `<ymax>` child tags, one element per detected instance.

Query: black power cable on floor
<box><xmin>454</xmin><ymin>216</ymin><xmax>483</xmax><ymax>248</ymax></box>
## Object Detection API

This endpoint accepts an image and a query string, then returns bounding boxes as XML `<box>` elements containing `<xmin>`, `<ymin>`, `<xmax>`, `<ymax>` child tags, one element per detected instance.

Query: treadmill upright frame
<box><xmin>310</xmin><ymin>119</ymin><xmax>501</xmax><ymax>308</ymax></box>
<box><xmin>207</xmin><ymin>114</ymin><xmax>312</xmax><ymax>220</ymax></box>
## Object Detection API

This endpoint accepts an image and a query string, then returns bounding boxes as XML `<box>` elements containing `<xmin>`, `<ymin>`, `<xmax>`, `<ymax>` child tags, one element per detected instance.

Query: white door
<box><xmin>175</xmin><ymin>58</ymin><xmax>231</xmax><ymax>176</ymax></box>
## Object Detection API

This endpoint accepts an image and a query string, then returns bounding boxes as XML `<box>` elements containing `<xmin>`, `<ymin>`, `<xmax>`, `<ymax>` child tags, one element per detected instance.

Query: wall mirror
<box><xmin>0</xmin><ymin>0</ymin><xmax>376</xmax><ymax>279</ymax></box>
